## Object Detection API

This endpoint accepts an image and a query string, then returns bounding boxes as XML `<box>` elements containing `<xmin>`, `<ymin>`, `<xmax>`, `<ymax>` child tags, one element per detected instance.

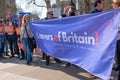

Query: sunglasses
<box><xmin>49</xmin><ymin>13</ymin><xmax>53</xmax><ymax>15</ymax></box>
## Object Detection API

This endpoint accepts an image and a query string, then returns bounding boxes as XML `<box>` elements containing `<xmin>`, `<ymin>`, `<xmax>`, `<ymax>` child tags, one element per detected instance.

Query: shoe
<box><xmin>26</xmin><ymin>62</ymin><xmax>31</xmax><ymax>65</ymax></box>
<box><xmin>30</xmin><ymin>59</ymin><xmax>32</xmax><ymax>62</ymax></box>
<box><xmin>42</xmin><ymin>56</ymin><xmax>45</xmax><ymax>60</ymax></box>
<box><xmin>0</xmin><ymin>55</ymin><xmax>4</xmax><ymax>59</ymax></box>
<box><xmin>45</xmin><ymin>56</ymin><xmax>50</xmax><ymax>65</ymax></box>
<box><xmin>87</xmin><ymin>73</ymin><xmax>97</xmax><ymax>79</ymax></box>
<box><xmin>5</xmin><ymin>53</ymin><xmax>10</xmax><ymax>56</ymax></box>
<box><xmin>19</xmin><ymin>58</ymin><xmax>25</xmax><ymax>60</ymax></box>
<box><xmin>42</xmin><ymin>53</ymin><xmax>46</xmax><ymax>60</ymax></box>
<box><xmin>12</xmin><ymin>55</ymin><xmax>14</xmax><ymax>57</ymax></box>
<box><xmin>113</xmin><ymin>66</ymin><xmax>120</xmax><ymax>71</ymax></box>
<box><xmin>17</xmin><ymin>56</ymin><xmax>20</xmax><ymax>59</ymax></box>
<box><xmin>26</xmin><ymin>59</ymin><xmax>32</xmax><ymax>65</ymax></box>
<box><xmin>46</xmin><ymin>60</ymin><xmax>49</xmax><ymax>65</ymax></box>
<box><xmin>46</xmin><ymin>62</ymin><xmax>49</xmax><ymax>65</ymax></box>
<box><xmin>9</xmin><ymin>55</ymin><xmax>14</xmax><ymax>58</ymax></box>
<box><xmin>65</xmin><ymin>62</ymin><xmax>71</xmax><ymax>67</ymax></box>
<box><xmin>42</xmin><ymin>55</ymin><xmax>45</xmax><ymax>60</ymax></box>
<box><xmin>55</xmin><ymin>60</ymin><xmax>62</xmax><ymax>63</ymax></box>
<box><xmin>54</xmin><ymin>58</ymin><xmax>62</xmax><ymax>63</ymax></box>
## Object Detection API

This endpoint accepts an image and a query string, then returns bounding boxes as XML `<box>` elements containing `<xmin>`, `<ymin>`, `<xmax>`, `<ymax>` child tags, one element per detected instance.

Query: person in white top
<box><xmin>20</xmin><ymin>14</ymin><xmax>33</xmax><ymax>65</ymax></box>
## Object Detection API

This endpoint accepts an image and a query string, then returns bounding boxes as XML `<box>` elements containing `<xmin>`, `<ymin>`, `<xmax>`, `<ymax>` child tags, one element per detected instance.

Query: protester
<box><xmin>88</xmin><ymin>0</ymin><xmax>104</xmax><ymax>79</ymax></box>
<box><xmin>5</xmin><ymin>12</ymin><xmax>19</xmax><ymax>58</ymax></box>
<box><xmin>42</xmin><ymin>11</ymin><xmax>62</xmax><ymax>65</ymax></box>
<box><xmin>20</xmin><ymin>14</ymin><xmax>33</xmax><ymax>65</ymax></box>
<box><xmin>112</xmin><ymin>0</ymin><xmax>120</xmax><ymax>71</ymax></box>
<box><xmin>112</xmin><ymin>0</ymin><xmax>120</xmax><ymax>79</ymax></box>
<box><xmin>4</xmin><ymin>18</ymin><xmax>10</xmax><ymax>57</ymax></box>
<box><xmin>0</xmin><ymin>19</ymin><xmax>5</xmax><ymax>58</ymax></box>
<box><xmin>90</xmin><ymin>0</ymin><xmax>104</xmax><ymax>13</ymax></box>
<box><xmin>17</xmin><ymin>13</ymin><xmax>25</xmax><ymax>60</ymax></box>
<box><xmin>111</xmin><ymin>1</ymin><xmax>120</xmax><ymax>80</ymax></box>
<box><xmin>62</xmin><ymin>5</ymin><xmax>75</xmax><ymax>17</ymax></box>
<box><xmin>61</xmin><ymin>5</ymin><xmax>76</xmax><ymax>67</ymax></box>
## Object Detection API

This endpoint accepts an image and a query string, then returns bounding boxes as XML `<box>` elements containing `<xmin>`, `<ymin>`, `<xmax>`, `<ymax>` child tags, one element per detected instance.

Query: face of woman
<box><xmin>24</xmin><ymin>16</ymin><xmax>30</xmax><ymax>23</ymax></box>
<box><xmin>112</xmin><ymin>0</ymin><xmax>120</xmax><ymax>9</ymax></box>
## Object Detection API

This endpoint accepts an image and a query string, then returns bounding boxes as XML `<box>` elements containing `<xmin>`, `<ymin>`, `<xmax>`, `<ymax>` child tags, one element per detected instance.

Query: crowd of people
<box><xmin>0</xmin><ymin>0</ymin><xmax>120</xmax><ymax>79</ymax></box>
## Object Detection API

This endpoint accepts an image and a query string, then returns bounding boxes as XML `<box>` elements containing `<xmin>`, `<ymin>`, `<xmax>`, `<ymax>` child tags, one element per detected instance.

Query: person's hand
<box><xmin>64</xmin><ymin>6</ymin><xmax>69</xmax><ymax>13</ymax></box>
<box><xmin>19</xmin><ymin>38</ymin><xmax>22</xmax><ymax>43</ymax></box>
<box><xmin>67</xmin><ymin>7</ymin><xmax>73</xmax><ymax>16</ymax></box>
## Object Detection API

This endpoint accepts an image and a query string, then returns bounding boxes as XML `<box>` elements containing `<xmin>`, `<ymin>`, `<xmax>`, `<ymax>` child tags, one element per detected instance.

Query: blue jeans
<box><xmin>22</xmin><ymin>38</ymin><xmax>32</xmax><ymax>63</ymax></box>
<box><xmin>13</xmin><ymin>34</ymin><xmax>19</xmax><ymax>56</ymax></box>
<box><xmin>0</xmin><ymin>34</ymin><xmax>5</xmax><ymax>56</ymax></box>
<box><xmin>4</xmin><ymin>34</ymin><xmax>9</xmax><ymax>54</ymax></box>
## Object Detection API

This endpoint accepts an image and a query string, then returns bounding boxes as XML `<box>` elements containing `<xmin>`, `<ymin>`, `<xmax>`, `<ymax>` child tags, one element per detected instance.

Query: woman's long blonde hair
<box><xmin>22</xmin><ymin>14</ymin><xmax>31</xmax><ymax>26</ymax></box>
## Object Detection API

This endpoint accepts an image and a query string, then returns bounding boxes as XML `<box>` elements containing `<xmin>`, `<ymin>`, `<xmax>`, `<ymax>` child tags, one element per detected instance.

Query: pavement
<box><xmin>0</xmin><ymin>54</ymin><xmax>118</xmax><ymax>80</ymax></box>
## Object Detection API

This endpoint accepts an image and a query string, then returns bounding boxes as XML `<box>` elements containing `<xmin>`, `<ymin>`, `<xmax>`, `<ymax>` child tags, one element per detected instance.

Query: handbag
<box><xmin>27</xmin><ymin>37</ymin><xmax>37</xmax><ymax>50</ymax></box>
<box><xmin>18</xmin><ymin>42</ymin><xmax>26</xmax><ymax>52</ymax></box>
<box><xmin>25</xmin><ymin>26</ymin><xmax>37</xmax><ymax>51</ymax></box>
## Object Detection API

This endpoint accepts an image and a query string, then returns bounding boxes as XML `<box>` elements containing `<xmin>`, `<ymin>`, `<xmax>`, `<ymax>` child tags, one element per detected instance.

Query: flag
<box><xmin>29</xmin><ymin>10</ymin><xmax>120</xmax><ymax>80</ymax></box>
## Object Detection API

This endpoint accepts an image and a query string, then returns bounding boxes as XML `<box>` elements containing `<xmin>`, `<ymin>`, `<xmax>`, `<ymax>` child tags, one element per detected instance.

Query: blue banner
<box><xmin>29</xmin><ymin>10</ymin><xmax>120</xmax><ymax>80</ymax></box>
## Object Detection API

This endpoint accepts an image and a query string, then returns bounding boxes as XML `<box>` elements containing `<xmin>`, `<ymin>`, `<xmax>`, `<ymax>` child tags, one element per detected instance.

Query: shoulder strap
<box><xmin>25</xmin><ymin>25</ymin><xmax>29</xmax><ymax>38</ymax></box>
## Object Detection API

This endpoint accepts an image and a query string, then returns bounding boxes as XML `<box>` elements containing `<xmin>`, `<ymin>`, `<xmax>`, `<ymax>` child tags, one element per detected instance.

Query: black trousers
<box><xmin>115</xmin><ymin>40</ymin><xmax>120</xmax><ymax>67</ymax></box>
<box><xmin>118</xmin><ymin>71</ymin><xmax>120</xmax><ymax>80</ymax></box>
<box><xmin>42</xmin><ymin>52</ymin><xmax>61</xmax><ymax>65</ymax></box>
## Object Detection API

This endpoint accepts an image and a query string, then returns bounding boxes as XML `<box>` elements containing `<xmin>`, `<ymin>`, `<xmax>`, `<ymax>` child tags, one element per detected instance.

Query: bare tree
<box><xmin>0</xmin><ymin>0</ymin><xmax>17</xmax><ymax>18</ymax></box>
<box><xmin>44</xmin><ymin>0</ymin><xmax>51</xmax><ymax>8</ymax></box>
<box><xmin>56</xmin><ymin>0</ymin><xmax>60</xmax><ymax>7</ymax></box>
<box><xmin>104</xmin><ymin>0</ymin><xmax>112</xmax><ymax>10</ymax></box>
<box><xmin>83</xmin><ymin>0</ymin><xmax>91</xmax><ymax>13</ymax></box>
<box><xmin>27</xmin><ymin>0</ymin><xmax>45</xmax><ymax>7</ymax></box>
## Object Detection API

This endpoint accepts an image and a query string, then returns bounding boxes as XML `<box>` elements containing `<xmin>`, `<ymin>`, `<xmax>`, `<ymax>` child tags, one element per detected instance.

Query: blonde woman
<box><xmin>20</xmin><ymin>14</ymin><xmax>33</xmax><ymax>65</ymax></box>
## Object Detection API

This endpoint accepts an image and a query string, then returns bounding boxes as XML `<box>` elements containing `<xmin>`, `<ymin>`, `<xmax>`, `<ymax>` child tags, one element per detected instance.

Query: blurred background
<box><xmin>0</xmin><ymin>0</ymin><xmax>112</xmax><ymax>20</ymax></box>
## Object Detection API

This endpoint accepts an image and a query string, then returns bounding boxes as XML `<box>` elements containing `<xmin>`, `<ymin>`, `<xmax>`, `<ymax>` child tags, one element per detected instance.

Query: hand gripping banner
<box><xmin>29</xmin><ymin>10</ymin><xmax>120</xmax><ymax>80</ymax></box>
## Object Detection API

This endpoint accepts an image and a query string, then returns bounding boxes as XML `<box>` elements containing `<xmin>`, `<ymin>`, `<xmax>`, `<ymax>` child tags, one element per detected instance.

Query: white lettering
<box><xmin>62</xmin><ymin>32</ymin><xmax>68</xmax><ymax>42</ymax></box>
<box><xmin>36</xmin><ymin>31</ymin><xmax>97</xmax><ymax>45</ymax></box>
<box><xmin>36</xmin><ymin>32</ymin><xmax>53</xmax><ymax>41</ymax></box>
<box><xmin>60</xmin><ymin>31</ymin><xmax>96</xmax><ymax>45</ymax></box>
